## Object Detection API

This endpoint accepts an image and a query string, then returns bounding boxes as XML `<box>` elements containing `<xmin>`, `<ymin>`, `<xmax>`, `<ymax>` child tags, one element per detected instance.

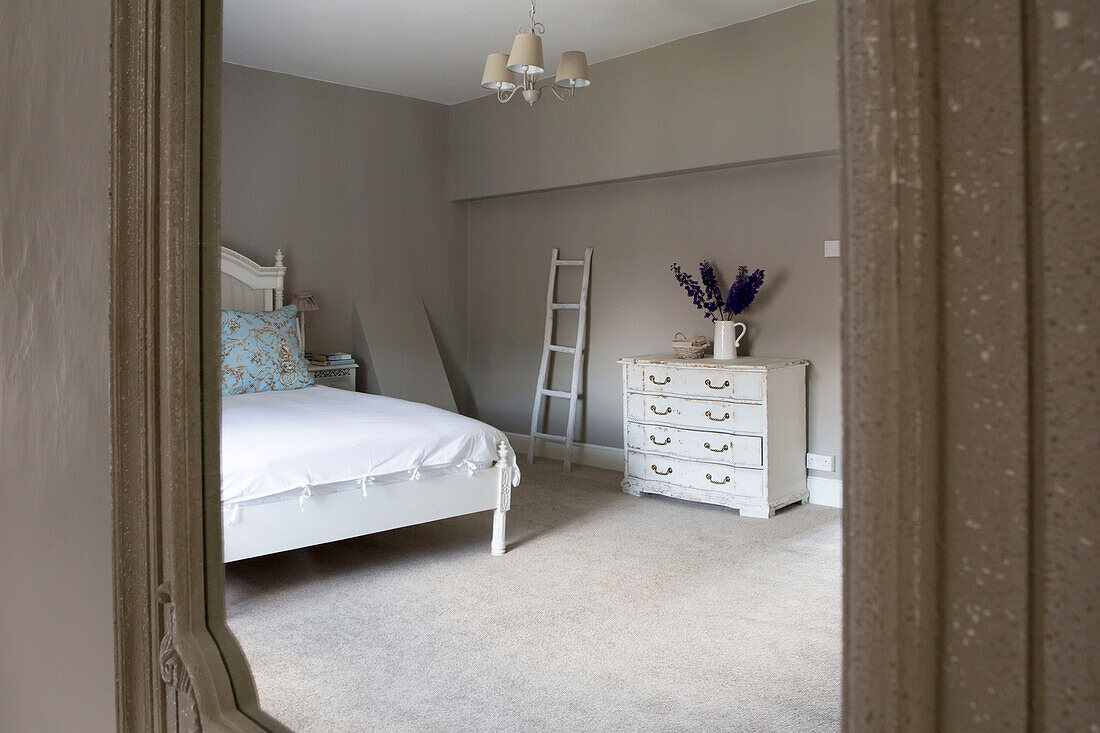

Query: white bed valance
<box><xmin>221</xmin><ymin>386</ymin><xmax>519</xmax><ymax>507</ymax></box>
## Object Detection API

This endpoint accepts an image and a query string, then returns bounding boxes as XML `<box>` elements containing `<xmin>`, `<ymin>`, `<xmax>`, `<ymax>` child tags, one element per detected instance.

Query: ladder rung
<box><xmin>533</xmin><ymin>431</ymin><xmax>568</xmax><ymax>443</ymax></box>
<box><xmin>551</xmin><ymin>303</ymin><xmax>580</xmax><ymax>310</ymax></box>
<box><xmin>540</xmin><ymin>388</ymin><xmax>572</xmax><ymax>399</ymax></box>
<box><xmin>554</xmin><ymin>259</ymin><xmax>585</xmax><ymax>267</ymax></box>
<box><xmin>547</xmin><ymin>345</ymin><xmax>576</xmax><ymax>353</ymax></box>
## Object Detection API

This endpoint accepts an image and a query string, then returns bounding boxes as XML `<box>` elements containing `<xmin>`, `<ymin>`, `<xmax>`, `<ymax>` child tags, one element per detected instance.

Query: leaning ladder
<box><xmin>528</xmin><ymin>247</ymin><xmax>593</xmax><ymax>472</ymax></box>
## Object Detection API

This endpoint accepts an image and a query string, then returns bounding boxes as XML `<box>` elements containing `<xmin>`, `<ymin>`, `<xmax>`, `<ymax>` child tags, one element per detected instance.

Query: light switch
<box><xmin>824</xmin><ymin>240</ymin><xmax>841</xmax><ymax>258</ymax></box>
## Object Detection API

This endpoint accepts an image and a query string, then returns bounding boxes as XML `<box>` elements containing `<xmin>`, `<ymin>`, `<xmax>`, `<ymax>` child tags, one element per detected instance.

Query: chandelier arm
<box><xmin>545</xmin><ymin>84</ymin><xmax>576</xmax><ymax>102</ymax></box>
<box><xmin>497</xmin><ymin>87</ymin><xmax>519</xmax><ymax>104</ymax></box>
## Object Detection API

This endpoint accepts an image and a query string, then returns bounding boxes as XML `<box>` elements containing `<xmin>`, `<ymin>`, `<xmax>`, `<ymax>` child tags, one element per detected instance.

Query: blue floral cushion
<box><xmin>221</xmin><ymin>306</ymin><xmax>314</xmax><ymax>395</ymax></box>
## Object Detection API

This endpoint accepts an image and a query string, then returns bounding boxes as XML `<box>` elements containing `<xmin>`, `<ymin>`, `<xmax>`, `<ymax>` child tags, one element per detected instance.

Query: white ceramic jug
<box><xmin>713</xmin><ymin>321</ymin><xmax>747</xmax><ymax>359</ymax></box>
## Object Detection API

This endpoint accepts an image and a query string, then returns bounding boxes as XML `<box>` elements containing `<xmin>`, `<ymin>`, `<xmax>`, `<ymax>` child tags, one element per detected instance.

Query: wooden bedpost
<box><xmin>491</xmin><ymin>440</ymin><xmax>510</xmax><ymax>556</ymax></box>
<box><xmin>273</xmin><ymin>249</ymin><xmax>285</xmax><ymax>308</ymax></box>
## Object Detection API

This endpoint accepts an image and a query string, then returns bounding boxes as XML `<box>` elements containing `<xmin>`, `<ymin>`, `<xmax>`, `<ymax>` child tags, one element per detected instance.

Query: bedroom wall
<box><xmin>221</xmin><ymin>64</ymin><xmax>471</xmax><ymax>409</ymax></box>
<box><xmin>456</xmin><ymin>1</ymin><xmax>843</xmax><ymax>480</ymax></box>
<box><xmin>221</xmin><ymin>2</ymin><xmax>842</xmax><ymax>477</ymax></box>
<box><xmin>466</xmin><ymin>155</ymin><xmax>841</xmax><ymax>476</ymax></box>
<box><xmin>447</xmin><ymin>0</ymin><xmax>838</xmax><ymax>201</ymax></box>
<box><xmin>0</xmin><ymin>0</ymin><xmax>117</xmax><ymax>729</ymax></box>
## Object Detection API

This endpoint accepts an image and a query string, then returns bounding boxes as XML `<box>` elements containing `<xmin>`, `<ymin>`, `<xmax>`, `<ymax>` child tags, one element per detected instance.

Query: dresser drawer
<box><xmin>627</xmin><ymin>452</ymin><xmax>765</xmax><ymax>498</ymax></box>
<box><xmin>626</xmin><ymin>423</ymin><xmax>763</xmax><ymax>467</ymax></box>
<box><xmin>627</xmin><ymin>393</ymin><xmax>766</xmax><ymax>434</ymax></box>
<box><xmin>642</xmin><ymin>365</ymin><xmax>764</xmax><ymax>402</ymax></box>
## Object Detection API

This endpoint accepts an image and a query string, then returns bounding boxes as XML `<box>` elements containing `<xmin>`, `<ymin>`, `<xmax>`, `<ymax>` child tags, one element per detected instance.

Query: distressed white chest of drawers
<box><xmin>619</xmin><ymin>354</ymin><xmax>809</xmax><ymax>518</ymax></box>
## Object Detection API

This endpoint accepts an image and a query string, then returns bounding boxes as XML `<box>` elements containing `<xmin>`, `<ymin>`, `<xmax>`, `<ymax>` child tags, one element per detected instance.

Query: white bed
<box><xmin>219</xmin><ymin>246</ymin><xmax>518</xmax><ymax>562</ymax></box>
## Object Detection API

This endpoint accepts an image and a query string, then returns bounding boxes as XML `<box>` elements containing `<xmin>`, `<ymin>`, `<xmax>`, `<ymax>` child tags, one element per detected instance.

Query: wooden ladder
<box><xmin>528</xmin><ymin>247</ymin><xmax>593</xmax><ymax>472</ymax></box>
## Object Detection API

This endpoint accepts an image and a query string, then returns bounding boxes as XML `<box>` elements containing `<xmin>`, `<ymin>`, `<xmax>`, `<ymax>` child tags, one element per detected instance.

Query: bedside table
<box><xmin>308</xmin><ymin>362</ymin><xmax>359</xmax><ymax>391</ymax></box>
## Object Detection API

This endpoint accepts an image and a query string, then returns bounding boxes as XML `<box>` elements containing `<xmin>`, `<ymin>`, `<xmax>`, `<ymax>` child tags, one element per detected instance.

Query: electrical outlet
<box><xmin>806</xmin><ymin>452</ymin><xmax>835</xmax><ymax>471</ymax></box>
<box><xmin>824</xmin><ymin>239</ymin><xmax>841</xmax><ymax>258</ymax></box>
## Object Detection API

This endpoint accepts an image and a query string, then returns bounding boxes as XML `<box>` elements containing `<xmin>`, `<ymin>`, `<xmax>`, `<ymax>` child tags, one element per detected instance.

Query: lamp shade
<box><xmin>290</xmin><ymin>291</ymin><xmax>318</xmax><ymax>312</ymax></box>
<box><xmin>481</xmin><ymin>53</ymin><xmax>517</xmax><ymax>90</ymax></box>
<box><xmin>506</xmin><ymin>32</ymin><xmax>544</xmax><ymax>74</ymax></box>
<box><xmin>555</xmin><ymin>51</ymin><xmax>591</xmax><ymax>88</ymax></box>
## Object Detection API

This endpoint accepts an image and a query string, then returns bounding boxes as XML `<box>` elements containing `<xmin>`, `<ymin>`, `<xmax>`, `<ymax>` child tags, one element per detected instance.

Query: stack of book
<box><xmin>305</xmin><ymin>351</ymin><xmax>354</xmax><ymax>367</ymax></box>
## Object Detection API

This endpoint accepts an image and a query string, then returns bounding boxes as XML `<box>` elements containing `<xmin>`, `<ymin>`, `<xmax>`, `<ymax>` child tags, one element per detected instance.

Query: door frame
<box><xmin>110</xmin><ymin>0</ymin><xmax>1098</xmax><ymax>730</ymax></box>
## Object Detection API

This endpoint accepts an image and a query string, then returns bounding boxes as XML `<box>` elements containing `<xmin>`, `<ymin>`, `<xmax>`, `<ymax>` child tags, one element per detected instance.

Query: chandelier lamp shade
<box><xmin>480</xmin><ymin>1</ymin><xmax>590</xmax><ymax>106</ymax></box>
<box><xmin>507</xmin><ymin>31</ymin><xmax>545</xmax><ymax>75</ymax></box>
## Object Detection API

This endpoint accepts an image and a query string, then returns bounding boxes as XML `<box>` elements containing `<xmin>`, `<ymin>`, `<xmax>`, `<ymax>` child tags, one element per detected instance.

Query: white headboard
<box><xmin>220</xmin><ymin>246</ymin><xmax>286</xmax><ymax>312</ymax></box>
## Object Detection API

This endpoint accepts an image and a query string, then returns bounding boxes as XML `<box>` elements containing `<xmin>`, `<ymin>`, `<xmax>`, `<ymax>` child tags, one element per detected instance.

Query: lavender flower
<box><xmin>699</xmin><ymin>261</ymin><xmax>723</xmax><ymax>315</ymax></box>
<box><xmin>670</xmin><ymin>262</ymin><xmax>709</xmax><ymax>314</ymax></box>
<box><xmin>671</xmin><ymin>261</ymin><xmax>766</xmax><ymax>321</ymax></box>
<box><xmin>727</xmin><ymin>266</ymin><xmax>766</xmax><ymax>316</ymax></box>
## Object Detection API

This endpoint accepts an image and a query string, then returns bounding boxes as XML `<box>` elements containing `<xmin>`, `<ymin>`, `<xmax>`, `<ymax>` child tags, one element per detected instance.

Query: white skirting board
<box><xmin>807</xmin><ymin>475</ymin><xmax>843</xmax><ymax>508</ymax></box>
<box><xmin>505</xmin><ymin>432</ymin><xmax>622</xmax><ymax>471</ymax></box>
<box><xmin>509</xmin><ymin>430</ymin><xmax>844</xmax><ymax>508</ymax></box>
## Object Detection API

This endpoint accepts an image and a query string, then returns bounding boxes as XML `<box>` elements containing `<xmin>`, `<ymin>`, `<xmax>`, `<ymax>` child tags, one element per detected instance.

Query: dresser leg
<box><xmin>739</xmin><ymin>505</ymin><xmax>775</xmax><ymax>519</ymax></box>
<box><xmin>621</xmin><ymin>479</ymin><xmax>643</xmax><ymax>497</ymax></box>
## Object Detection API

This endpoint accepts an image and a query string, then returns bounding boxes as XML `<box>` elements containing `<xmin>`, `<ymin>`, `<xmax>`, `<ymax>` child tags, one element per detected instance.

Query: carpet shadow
<box><xmin>226</xmin><ymin>460</ymin><xmax>627</xmax><ymax>600</ymax></box>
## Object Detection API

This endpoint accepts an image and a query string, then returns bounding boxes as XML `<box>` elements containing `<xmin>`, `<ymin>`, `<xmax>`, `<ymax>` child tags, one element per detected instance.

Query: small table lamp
<box><xmin>290</xmin><ymin>291</ymin><xmax>319</xmax><ymax>350</ymax></box>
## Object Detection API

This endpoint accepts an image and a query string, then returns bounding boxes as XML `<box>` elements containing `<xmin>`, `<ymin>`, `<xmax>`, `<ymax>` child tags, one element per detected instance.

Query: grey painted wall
<box><xmin>0</xmin><ymin>0</ymin><xmax>116</xmax><ymax>728</ymax></box>
<box><xmin>466</xmin><ymin>155</ymin><xmax>842</xmax><ymax>476</ymax></box>
<box><xmin>222</xmin><ymin>2</ymin><xmax>842</xmax><ymax>478</ymax></box>
<box><xmin>448</xmin><ymin>0</ymin><xmax>838</xmax><ymax>201</ymax></box>
<box><xmin>457</xmin><ymin>3</ymin><xmax>842</xmax><ymax>478</ymax></box>
<box><xmin>221</xmin><ymin>64</ymin><xmax>472</xmax><ymax>410</ymax></box>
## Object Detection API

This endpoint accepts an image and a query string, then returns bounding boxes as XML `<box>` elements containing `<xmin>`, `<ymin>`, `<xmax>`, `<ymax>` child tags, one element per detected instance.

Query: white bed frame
<box><xmin>218</xmin><ymin>246</ymin><xmax>512</xmax><ymax>561</ymax></box>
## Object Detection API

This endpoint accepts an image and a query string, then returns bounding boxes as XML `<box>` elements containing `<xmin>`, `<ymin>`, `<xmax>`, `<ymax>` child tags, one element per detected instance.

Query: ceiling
<box><xmin>223</xmin><ymin>0</ymin><xmax>810</xmax><ymax>106</ymax></box>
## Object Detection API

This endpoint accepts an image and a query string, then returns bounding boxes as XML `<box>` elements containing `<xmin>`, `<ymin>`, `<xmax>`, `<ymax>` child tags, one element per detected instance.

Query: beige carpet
<box><xmin>226</xmin><ymin>459</ymin><xmax>841</xmax><ymax>732</ymax></box>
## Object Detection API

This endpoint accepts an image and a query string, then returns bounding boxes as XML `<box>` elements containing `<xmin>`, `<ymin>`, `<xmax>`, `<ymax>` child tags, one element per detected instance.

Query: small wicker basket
<box><xmin>671</xmin><ymin>332</ymin><xmax>711</xmax><ymax>359</ymax></box>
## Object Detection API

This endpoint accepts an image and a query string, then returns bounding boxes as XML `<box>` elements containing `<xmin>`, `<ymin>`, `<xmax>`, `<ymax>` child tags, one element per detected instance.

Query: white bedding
<box><xmin>221</xmin><ymin>386</ymin><xmax>518</xmax><ymax>506</ymax></box>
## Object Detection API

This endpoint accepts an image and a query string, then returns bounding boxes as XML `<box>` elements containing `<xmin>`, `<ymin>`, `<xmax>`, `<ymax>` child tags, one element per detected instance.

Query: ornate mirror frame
<box><xmin>110</xmin><ymin>0</ymin><xmax>283</xmax><ymax>729</ymax></box>
<box><xmin>110</xmin><ymin>0</ymin><xmax>1096</xmax><ymax>729</ymax></box>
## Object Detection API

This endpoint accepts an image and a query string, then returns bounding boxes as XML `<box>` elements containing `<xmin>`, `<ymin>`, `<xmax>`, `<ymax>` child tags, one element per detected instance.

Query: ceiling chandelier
<box><xmin>480</xmin><ymin>1</ymin><xmax>591</xmax><ymax>106</ymax></box>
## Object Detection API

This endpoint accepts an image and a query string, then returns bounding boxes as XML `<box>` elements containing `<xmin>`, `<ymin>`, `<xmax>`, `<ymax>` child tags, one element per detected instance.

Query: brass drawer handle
<box><xmin>651</xmin><ymin>465</ymin><xmax>673</xmax><ymax>476</ymax></box>
<box><xmin>704</xmin><ymin>442</ymin><xmax>729</xmax><ymax>453</ymax></box>
<box><xmin>706</xmin><ymin>473</ymin><xmax>731</xmax><ymax>485</ymax></box>
<box><xmin>705</xmin><ymin>379</ymin><xmax>730</xmax><ymax>390</ymax></box>
<box><xmin>649</xmin><ymin>375</ymin><xmax>671</xmax><ymax>385</ymax></box>
<box><xmin>649</xmin><ymin>435</ymin><xmax>671</xmax><ymax>446</ymax></box>
<box><xmin>650</xmin><ymin>405</ymin><xmax>672</xmax><ymax>415</ymax></box>
<box><xmin>705</xmin><ymin>410</ymin><xmax>731</xmax><ymax>422</ymax></box>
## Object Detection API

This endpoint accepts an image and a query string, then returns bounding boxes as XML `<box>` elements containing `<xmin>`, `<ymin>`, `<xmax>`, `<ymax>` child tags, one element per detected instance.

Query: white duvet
<box><xmin>221</xmin><ymin>386</ymin><xmax>519</xmax><ymax>505</ymax></box>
